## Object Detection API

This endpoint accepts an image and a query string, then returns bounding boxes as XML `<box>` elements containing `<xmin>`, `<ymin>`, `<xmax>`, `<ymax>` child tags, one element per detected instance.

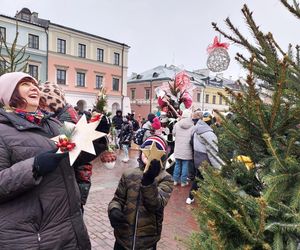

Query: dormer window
<box><xmin>21</xmin><ymin>13</ymin><xmax>30</xmax><ymax>21</ymax></box>
<box><xmin>152</xmin><ymin>72</ymin><xmax>159</xmax><ymax>78</ymax></box>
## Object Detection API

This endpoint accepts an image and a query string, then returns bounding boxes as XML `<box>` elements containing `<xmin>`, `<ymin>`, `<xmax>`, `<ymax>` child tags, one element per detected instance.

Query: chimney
<box><xmin>31</xmin><ymin>12</ymin><xmax>39</xmax><ymax>23</ymax></box>
<box><xmin>130</xmin><ymin>72</ymin><xmax>137</xmax><ymax>79</ymax></box>
<box><xmin>193</xmin><ymin>68</ymin><xmax>209</xmax><ymax>77</ymax></box>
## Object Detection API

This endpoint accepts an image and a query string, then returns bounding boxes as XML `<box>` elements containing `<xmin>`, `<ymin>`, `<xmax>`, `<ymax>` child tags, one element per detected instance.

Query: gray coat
<box><xmin>173</xmin><ymin>118</ymin><xmax>194</xmax><ymax>160</ymax></box>
<box><xmin>0</xmin><ymin>109</ymin><xmax>91</xmax><ymax>250</ymax></box>
<box><xmin>192</xmin><ymin>120</ymin><xmax>223</xmax><ymax>170</ymax></box>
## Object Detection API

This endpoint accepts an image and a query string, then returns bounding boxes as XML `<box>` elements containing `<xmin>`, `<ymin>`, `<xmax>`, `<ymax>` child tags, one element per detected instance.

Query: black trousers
<box><xmin>188</xmin><ymin>169</ymin><xmax>203</xmax><ymax>199</ymax></box>
<box><xmin>114</xmin><ymin>241</ymin><xmax>157</xmax><ymax>250</ymax></box>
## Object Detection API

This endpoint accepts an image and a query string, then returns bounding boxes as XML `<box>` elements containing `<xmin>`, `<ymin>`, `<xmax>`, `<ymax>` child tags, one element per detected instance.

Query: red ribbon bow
<box><xmin>207</xmin><ymin>36</ymin><xmax>229</xmax><ymax>54</ymax></box>
<box><xmin>90</xmin><ymin>113</ymin><xmax>102</xmax><ymax>123</ymax></box>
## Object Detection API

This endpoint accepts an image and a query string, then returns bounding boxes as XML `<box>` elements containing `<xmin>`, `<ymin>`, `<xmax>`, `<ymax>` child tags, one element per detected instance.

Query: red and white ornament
<box><xmin>56</xmin><ymin>135</ymin><xmax>76</xmax><ymax>152</ymax></box>
<box><xmin>206</xmin><ymin>36</ymin><xmax>230</xmax><ymax>72</ymax></box>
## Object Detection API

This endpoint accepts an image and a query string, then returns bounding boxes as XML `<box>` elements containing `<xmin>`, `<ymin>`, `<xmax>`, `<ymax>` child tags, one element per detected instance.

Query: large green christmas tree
<box><xmin>190</xmin><ymin>1</ymin><xmax>300</xmax><ymax>249</ymax></box>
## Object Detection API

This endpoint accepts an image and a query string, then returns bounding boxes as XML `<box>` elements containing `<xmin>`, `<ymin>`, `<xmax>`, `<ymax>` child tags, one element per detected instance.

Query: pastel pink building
<box><xmin>47</xmin><ymin>23</ymin><xmax>130</xmax><ymax>114</ymax></box>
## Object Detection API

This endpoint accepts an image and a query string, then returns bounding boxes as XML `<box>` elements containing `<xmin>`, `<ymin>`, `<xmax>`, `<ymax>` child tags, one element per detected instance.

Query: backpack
<box><xmin>133</xmin><ymin>128</ymin><xmax>148</xmax><ymax>145</ymax></box>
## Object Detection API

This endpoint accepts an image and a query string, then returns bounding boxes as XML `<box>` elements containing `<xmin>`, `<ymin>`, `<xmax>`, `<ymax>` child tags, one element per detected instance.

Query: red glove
<box><xmin>76</xmin><ymin>164</ymin><xmax>93</xmax><ymax>183</ymax></box>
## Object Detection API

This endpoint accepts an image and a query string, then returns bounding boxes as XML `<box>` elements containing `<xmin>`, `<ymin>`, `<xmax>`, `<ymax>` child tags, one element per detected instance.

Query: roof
<box><xmin>127</xmin><ymin>65</ymin><xmax>242</xmax><ymax>91</ymax></box>
<box><xmin>127</xmin><ymin>65</ymin><xmax>206</xmax><ymax>87</ymax></box>
<box><xmin>0</xmin><ymin>9</ymin><xmax>129</xmax><ymax>48</ymax></box>
<box><xmin>50</xmin><ymin>22</ymin><xmax>130</xmax><ymax>48</ymax></box>
<box><xmin>0</xmin><ymin>14</ymin><xmax>48</xmax><ymax>29</ymax></box>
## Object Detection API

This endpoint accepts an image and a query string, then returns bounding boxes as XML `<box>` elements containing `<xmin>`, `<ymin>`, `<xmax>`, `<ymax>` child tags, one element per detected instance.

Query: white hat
<box><xmin>181</xmin><ymin>109</ymin><xmax>192</xmax><ymax>118</ymax></box>
<box><xmin>160</xmin><ymin>111</ymin><xmax>168</xmax><ymax>123</ymax></box>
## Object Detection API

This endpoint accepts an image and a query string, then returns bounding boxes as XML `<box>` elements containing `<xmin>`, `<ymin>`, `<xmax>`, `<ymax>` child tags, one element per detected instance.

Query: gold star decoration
<box><xmin>52</xmin><ymin>114</ymin><xmax>107</xmax><ymax>166</ymax></box>
<box><xmin>140</xmin><ymin>141</ymin><xmax>166</xmax><ymax>173</ymax></box>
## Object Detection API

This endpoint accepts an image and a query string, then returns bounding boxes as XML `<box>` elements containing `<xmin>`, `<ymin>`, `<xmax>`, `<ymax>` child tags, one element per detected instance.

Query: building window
<box><xmin>57</xmin><ymin>69</ymin><xmax>66</xmax><ymax>85</ymax></box>
<box><xmin>29</xmin><ymin>65</ymin><xmax>38</xmax><ymax>79</ymax></box>
<box><xmin>219</xmin><ymin>96</ymin><xmax>223</xmax><ymax>105</ymax></box>
<box><xmin>96</xmin><ymin>75</ymin><xmax>103</xmax><ymax>89</ymax></box>
<box><xmin>131</xmin><ymin>89</ymin><xmax>136</xmax><ymax>100</ymax></box>
<box><xmin>57</xmin><ymin>39</ymin><xmax>66</xmax><ymax>54</ymax></box>
<box><xmin>112</xmin><ymin>78</ymin><xmax>119</xmax><ymax>91</ymax></box>
<box><xmin>28</xmin><ymin>34</ymin><xmax>39</xmax><ymax>49</ymax></box>
<box><xmin>97</xmin><ymin>48</ymin><xmax>104</xmax><ymax>62</ymax></box>
<box><xmin>114</xmin><ymin>52</ymin><xmax>120</xmax><ymax>65</ymax></box>
<box><xmin>212</xmin><ymin>95</ymin><xmax>216</xmax><ymax>104</ymax></box>
<box><xmin>145</xmin><ymin>89</ymin><xmax>150</xmax><ymax>100</ymax></box>
<box><xmin>76</xmin><ymin>72</ymin><xmax>85</xmax><ymax>87</ymax></box>
<box><xmin>78</xmin><ymin>43</ymin><xmax>86</xmax><ymax>58</ymax></box>
<box><xmin>205</xmin><ymin>94</ymin><xmax>209</xmax><ymax>103</ymax></box>
<box><xmin>0</xmin><ymin>27</ymin><xmax>6</xmax><ymax>42</ymax></box>
<box><xmin>197</xmin><ymin>93</ymin><xmax>201</xmax><ymax>102</ymax></box>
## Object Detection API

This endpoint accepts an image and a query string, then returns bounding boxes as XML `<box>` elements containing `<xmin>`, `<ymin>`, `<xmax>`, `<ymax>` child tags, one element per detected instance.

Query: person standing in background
<box><xmin>112</xmin><ymin>109</ymin><xmax>123</xmax><ymax>149</ymax></box>
<box><xmin>119</xmin><ymin>115</ymin><xmax>133</xmax><ymax>163</ymax></box>
<box><xmin>172</xmin><ymin>109</ymin><xmax>194</xmax><ymax>187</ymax></box>
<box><xmin>187</xmin><ymin>112</ymin><xmax>223</xmax><ymax>204</ymax></box>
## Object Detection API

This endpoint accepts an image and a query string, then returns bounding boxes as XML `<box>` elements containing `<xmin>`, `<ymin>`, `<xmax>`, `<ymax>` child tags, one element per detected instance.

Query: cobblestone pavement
<box><xmin>85</xmin><ymin>149</ymin><xmax>198</xmax><ymax>250</ymax></box>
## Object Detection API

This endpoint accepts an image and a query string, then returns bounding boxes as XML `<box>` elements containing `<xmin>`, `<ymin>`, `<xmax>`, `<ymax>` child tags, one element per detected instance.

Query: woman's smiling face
<box><xmin>17</xmin><ymin>81</ymin><xmax>40</xmax><ymax>112</ymax></box>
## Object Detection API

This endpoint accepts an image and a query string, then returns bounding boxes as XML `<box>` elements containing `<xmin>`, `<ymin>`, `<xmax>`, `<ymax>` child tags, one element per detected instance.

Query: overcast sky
<box><xmin>0</xmin><ymin>0</ymin><xmax>299</xmax><ymax>79</ymax></box>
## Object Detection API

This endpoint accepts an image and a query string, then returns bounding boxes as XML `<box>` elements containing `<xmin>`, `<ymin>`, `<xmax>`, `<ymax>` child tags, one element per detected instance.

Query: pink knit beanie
<box><xmin>151</xmin><ymin>117</ymin><xmax>161</xmax><ymax>130</ymax></box>
<box><xmin>0</xmin><ymin>72</ymin><xmax>37</xmax><ymax>106</ymax></box>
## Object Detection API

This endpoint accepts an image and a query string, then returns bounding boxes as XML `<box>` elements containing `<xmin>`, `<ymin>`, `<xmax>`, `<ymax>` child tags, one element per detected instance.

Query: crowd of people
<box><xmin>0</xmin><ymin>72</ymin><xmax>175</xmax><ymax>250</ymax></box>
<box><xmin>110</xmin><ymin>105</ymin><xmax>225</xmax><ymax>207</ymax></box>
<box><xmin>0</xmin><ymin>71</ymin><xmax>228</xmax><ymax>249</ymax></box>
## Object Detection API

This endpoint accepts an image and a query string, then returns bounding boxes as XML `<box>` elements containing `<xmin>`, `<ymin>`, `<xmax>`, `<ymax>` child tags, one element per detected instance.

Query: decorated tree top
<box><xmin>94</xmin><ymin>87</ymin><xmax>107</xmax><ymax>113</ymax></box>
<box><xmin>155</xmin><ymin>70</ymin><xmax>193</xmax><ymax>119</ymax></box>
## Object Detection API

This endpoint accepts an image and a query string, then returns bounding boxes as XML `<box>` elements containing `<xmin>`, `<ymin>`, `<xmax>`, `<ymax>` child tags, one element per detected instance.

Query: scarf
<box><xmin>14</xmin><ymin>108</ymin><xmax>46</xmax><ymax>125</ymax></box>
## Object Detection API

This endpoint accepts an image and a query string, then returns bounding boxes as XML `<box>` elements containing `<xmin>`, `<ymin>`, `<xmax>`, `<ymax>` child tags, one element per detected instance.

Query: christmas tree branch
<box><xmin>263</xmin><ymin>133</ymin><xmax>285</xmax><ymax>169</ymax></box>
<box><xmin>269</xmin><ymin>59</ymin><xmax>287</xmax><ymax>129</ymax></box>
<box><xmin>281</xmin><ymin>0</ymin><xmax>300</xmax><ymax>19</ymax></box>
<box><xmin>257</xmin><ymin>197</ymin><xmax>267</xmax><ymax>237</ymax></box>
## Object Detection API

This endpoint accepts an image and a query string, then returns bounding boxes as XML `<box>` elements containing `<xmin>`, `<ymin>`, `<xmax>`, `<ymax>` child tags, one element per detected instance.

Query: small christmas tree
<box><xmin>94</xmin><ymin>87</ymin><xmax>107</xmax><ymax>113</ymax></box>
<box><xmin>190</xmin><ymin>1</ymin><xmax>300</xmax><ymax>249</ymax></box>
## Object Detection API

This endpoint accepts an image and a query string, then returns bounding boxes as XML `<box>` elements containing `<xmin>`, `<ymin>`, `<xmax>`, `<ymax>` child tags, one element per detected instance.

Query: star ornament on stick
<box><xmin>141</xmin><ymin>141</ymin><xmax>166</xmax><ymax>173</ymax></box>
<box><xmin>51</xmin><ymin>114</ymin><xmax>107</xmax><ymax>166</ymax></box>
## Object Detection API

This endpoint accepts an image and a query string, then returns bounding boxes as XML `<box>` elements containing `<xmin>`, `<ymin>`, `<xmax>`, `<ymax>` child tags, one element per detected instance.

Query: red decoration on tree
<box><xmin>206</xmin><ymin>36</ymin><xmax>230</xmax><ymax>72</ymax></box>
<box><xmin>207</xmin><ymin>36</ymin><xmax>229</xmax><ymax>53</ymax></box>
<box><xmin>174</xmin><ymin>71</ymin><xmax>191</xmax><ymax>92</ymax></box>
